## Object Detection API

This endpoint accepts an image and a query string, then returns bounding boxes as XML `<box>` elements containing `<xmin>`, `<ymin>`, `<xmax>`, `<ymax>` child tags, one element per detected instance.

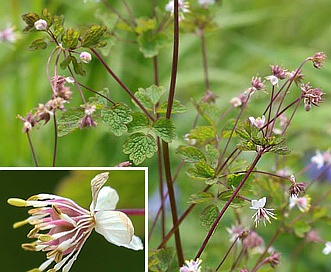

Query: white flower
<box><xmin>250</xmin><ymin>197</ymin><xmax>276</xmax><ymax>227</ymax></box>
<box><xmin>8</xmin><ymin>172</ymin><xmax>143</xmax><ymax>272</ymax></box>
<box><xmin>198</xmin><ymin>0</ymin><xmax>215</xmax><ymax>6</ymax></box>
<box><xmin>265</xmin><ymin>75</ymin><xmax>279</xmax><ymax>86</ymax></box>
<box><xmin>80</xmin><ymin>51</ymin><xmax>92</xmax><ymax>63</ymax></box>
<box><xmin>180</xmin><ymin>258</ymin><xmax>202</xmax><ymax>272</ymax></box>
<box><xmin>311</xmin><ymin>149</ymin><xmax>331</xmax><ymax>169</ymax></box>
<box><xmin>165</xmin><ymin>0</ymin><xmax>190</xmax><ymax>21</ymax></box>
<box><xmin>248</xmin><ymin>115</ymin><xmax>265</xmax><ymax>129</ymax></box>
<box><xmin>289</xmin><ymin>195</ymin><xmax>311</xmax><ymax>212</ymax></box>
<box><xmin>34</xmin><ymin>19</ymin><xmax>48</xmax><ymax>31</ymax></box>
<box><xmin>323</xmin><ymin>242</ymin><xmax>331</xmax><ymax>255</ymax></box>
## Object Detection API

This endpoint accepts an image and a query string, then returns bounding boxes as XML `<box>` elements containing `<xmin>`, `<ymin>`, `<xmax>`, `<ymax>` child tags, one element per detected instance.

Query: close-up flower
<box><xmin>79</xmin><ymin>51</ymin><xmax>92</xmax><ymax>64</ymax></box>
<box><xmin>322</xmin><ymin>241</ymin><xmax>331</xmax><ymax>255</ymax></box>
<box><xmin>250</xmin><ymin>197</ymin><xmax>276</xmax><ymax>227</ymax></box>
<box><xmin>289</xmin><ymin>195</ymin><xmax>311</xmax><ymax>212</ymax></box>
<box><xmin>311</xmin><ymin>149</ymin><xmax>331</xmax><ymax>169</ymax></box>
<box><xmin>288</xmin><ymin>175</ymin><xmax>306</xmax><ymax>197</ymax></box>
<box><xmin>7</xmin><ymin>172</ymin><xmax>143</xmax><ymax>272</ymax></box>
<box><xmin>165</xmin><ymin>0</ymin><xmax>190</xmax><ymax>21</ymax></box>
<box><xmin>34</xmin><ymin>19</ymin><xmax>47</xmax><ymax>30</ymax></box>
<box><xmin>311</xmin><ymin>52</ymin><xmax>327</xmax><ymax>69</ymax></box>
<box><xmin>248</xmin><ymin>115</ymin><xmax>265</xmax><ymax>129</ymax></box>
<box><xmin>179</xmin><ymin>258</ymin><xmax>202</xmax><ymax>272</ymax></box>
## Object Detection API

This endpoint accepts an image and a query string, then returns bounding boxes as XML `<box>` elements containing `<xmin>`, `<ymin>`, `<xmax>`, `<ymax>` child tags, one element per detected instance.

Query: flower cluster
<box><xmin>8</xmin><ymin>172</ymin><xmax>143</xmax><ymax>272</ymax></box>
<box><xmin>180</xmin><ymin>258</ymin><xmax>202</xmax><ymax>272</ymax></box>
<box><xmin>301</xmin><ymin>83</ymin><xmax>324</xmax><ymax>111</ymax></box>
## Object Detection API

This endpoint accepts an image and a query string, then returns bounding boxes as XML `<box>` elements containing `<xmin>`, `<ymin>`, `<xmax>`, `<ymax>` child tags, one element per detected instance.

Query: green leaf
<box><xmin>137</xmin><ymin>31</ymin><xmax>169</xmax><ymax>58</ymax></box>
<box><xmin>176</xmin><ymin>145</ymin><xmax>206</xmax><ymax>163</ymax></box>
<box><xmin>148</xmin><ymin>248</ymin><xmax>174</xmax><ymax>272</ymax></box>
<box><xmin>151</xmin><ymin>118</ymin><xmax>177</xmax><ymax>143</ymax></box>
<box><xmin>127</xmin><ymin>112</ymin><xmax>149</xmax><ymax>133</ymax></box>
<box><xmin>236</xmin><ymin>140</ymin><xmax>256</xmax><ymax>152</ymax></box>
<box><xmin>293</xmin><ymin>220</ymin><xmax>311</xmax><ymax>238</ymax></box>
<box><xmin>218</xmin><ymin>190</ymin><xmax>245</xmax><ymax>207</ymax></box>
<box><xmin>157</xmin><ymin>99</ymin><xmax>186</xmax><ymax>114</ymax></box>
<box><xmin>227</xmin><ymin>173</ymin><xmax>254</xmax><ymax>192</ymax></box>
<box><xmin>123</xmin><ymin>133</ymin><xmax>157</xmax><ymax>165</ymax></box>
<box><xmin>134</xmin><ymin>85</ymin><xmax>165</xmax><ymax>110</ymax></box>
<box><xmin>28</xmin><ymin>39</ymin><xmax>47</xmax><ymax>51</ymax></box>
<box><xmin>57</xmin><ymin>108</ymin><xmax>85</xmax><ymax>137</ymax></box>
<box><xmin>188</xmin><ymin>192</ymin><xmax>214</xmax><ymax>204</ymax></box>
<box><xmin>101</xmin><ymin>103</ymin><xmax>133</xmax><ymax>136</ymax></box>
<box><xmin>71</xmin><ymin>56</ymin><xmax>86</xmax><ymax>76</ymax></box>
<box><xmin>205</xmin><ymin>144</ymin><xmax>219</xmax><ymax>168</ymax></box>
<box><xmin>60</xmin><ymin>55</ymin><xmax>73</xmax><ymax>70</ymax></box>
<box><xmin>135</xmin><ymin>18</ymin><xmax>156</xmax><ymax>34</ymax></box>
<box><xmin>22</xmin><ymin>12</ymin><xmax>40</xmax><ymax>32</ymax></box>
<box><xmin>235</xmin><ymin>120</ymin><xmax>252</xmax><ymax>140</ymax></box>
<box><xmin>268</xmin><ymin>145</ymin><xmax>291</xmax><ymax>155</ymax></box>
<box><xmin>194</xmin><ymin>101</ymin><xmax>220</xmax><ymax>127</ymax></box>
<box><xmin>221</xmin><ymin>118</ymin><xmax>237</xmax><ymax>138</ymax></box>
<box><xmin>187</xmin><ymin>159</ymin><xmax>215</xmax><ymax>181</ymax></box>
<box><xmin>62</xmin><ymin>27</ymin><xmax>80</xmax><ymax>50</ymax></box>
<box><xmin>81</xmin><ymin>24</ymin><xmax>107</xmax><ymax>48</ymax></box>
<box><xmin>189</xmin><ymin>126</ymin><xmax>217</xmax><ymax>140</ymax></box>
<box><xmin>53</xmin><ymin>15</ymin><xmax>65</xmax><ymax>37</ymax></box>
<box><xmin>200</xmin><ymin>204</ymin><xmax>219</xmax><ymax>229</ymax></box>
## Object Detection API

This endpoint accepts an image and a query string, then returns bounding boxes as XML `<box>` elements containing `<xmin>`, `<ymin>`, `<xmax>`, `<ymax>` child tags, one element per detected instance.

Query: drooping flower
<box><xmin>311</xmin><ymin>149</ymin><xmax>331</xmax><ymax>169</ymax></box>
<box><xmin>165</xmin><ymin>0</ymin><xmax>190</xmax><ymax>21</ymax></box>
<box><xmin>251</xmin><ymin>76</ymin><xmax>265</xmax><ymax>91</ymax></box>
<box><xmin>8</xmin><ymin>172</ymin><xmax>143</xmax><ymax>272</ymax></box>
<box><xmin>288</xmin><ymin>174</ymin><xmax>306</xmax><ymax>197</ymax></box>
<box><xmin>289</xmin><ymin>195</ymin><xmax>311</xmax><ymax>212</ymax></box>
<box><xmin>270</xmin><ymin>65</ymin><xmax>287</xmax><ymax>79</ymax></box>
<box><xmin>265</xmin><ymin>75</ymin><xmax>279</xmax><ymax>86</ymax></box>
<box><xmin>311</xmin><ymin>52</ymin><xmax>326</xmax><ymax>69</ymax></box>
<box><xmin>322</xmin><ymin>241</ymin><xmax>331</xmax><ymax>255</ymax></box>
<box><xmin>250</xmin><ymin>197</ymin><xmax>276</xmax><ymax>227</ymax></box>
<box><xmin>34</xmin><ymin>19</ymin><xmax>48</xmax><ymax>31</ymax></box>
<box><xmin>301</xmin><ymin>83</ymin><xmax>324</xmax><ymax>111</ymax></box>
<box><xmin>264</xmin><ymin>251</ymin><xmax>281</xmax><ymax>268</ymax></box>
<box><xmin>242</xmin><ymin>231</ymin><xmax>264</xmax><ymax>252</ymax></box>
<box><xmin>80</xmin><ymin>105</ymin><xmax>97</xmax><ymax>128</ymax></box>
<box><xmin>180</xmin><ymin>258</ymin><xmax>202</xmax><ymax>272</ymax></box>
<box><xmin>248</xmin><ymin>115</ymin><xmax>265</xmax><ymax>129</ymax></box>
<box><xmin>79</xmin><ymin>51</ymin><xmax>92</xmax><ymax>63</ymax></box>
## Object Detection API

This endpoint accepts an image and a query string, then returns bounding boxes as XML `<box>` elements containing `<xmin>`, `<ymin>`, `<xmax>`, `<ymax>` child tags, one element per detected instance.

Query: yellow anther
<box><xmin>27</xmin><ymin>227</ymin><xmax>40</xmax><ymax>238</ymax></box>
<box><xmin>27</xmin><ymin>195</ymin><xmax>39</xmax><ymax>201</ymax></box>
<box><xmin>22</xmin><ymin>243</ymin><xmax>37</xmax><ymax>251</ymax></box>
<box><xmin>47</xmin><ymin>249</ymin><xmax>63</xmax><ymax>263</ymax></box>
<box><xmin>52</xmin><ymin>204</ymin><xmax>62</xmax><ymax>216</ymax></box>
<box><xmin>27</xmin><ymin>269</ymin><xmax>41</xmax><ymax>272</ymax></box>
<box><xmin>13</xmin><ymin>219</ymin><xmax>29</xmax><ymax>229</ymax></box>
<box><xmin>38</xmin><ymin>234</ymin><xmax>53</xmax><ymax>242</ymax></box>
<box><xmin>7</xmin><ymin>198</ymin><xmax>27</xmax><ymax>207</ymax></box>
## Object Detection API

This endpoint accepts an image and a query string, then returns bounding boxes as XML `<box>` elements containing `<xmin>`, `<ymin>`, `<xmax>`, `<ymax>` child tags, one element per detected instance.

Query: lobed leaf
<box><xmin>57</xmin><ymin>108</ymin><xmax>85</xmax><ymax>137</ymax></box>
<box><xmin>200</xmin><ymin>204</ymin><xmax>219</xmax><ymax>229</ymax></box>
<box><xmin>188</xmin><ymin>192</ymin><xmax>214</xmax><ymax>204</ymax></box>
<box><xmin>157</xmin><ymin>99</ymin><xmax>186</xmax><ymax>114</ymax></box>
<box><xmin>61</xmin><ymin>27</ymin><xmax>80</xmax><ymax>50</ymax></box>
<box><xmin>22</xmin><ymin>12</ymin><xmax>40</xmax><ymax>32</ymax></box>
<box><xmin>123</xmin><ymin>133</ymin><xmax>157</xmax><ymax>165</ymax></box>
<box><xmin>151</xmin><ymin>118</ymin><xmax>177</xmax><ymax>143</ymax></box>
<box><xmin>176</xmin><ymin>145</ymin><xmax>206</xmax><ymax>163</ymax></box>
<box><xmin>101</xmin><ymin>103</ymin><xmax>133</xmax><ymax>136</ymax></box>
<box><xmin>189</xmin><ymin>126</ymin><xmax>217</xmax><ymax>140</ymax></box>
<box><xmin>28</xmin><ymin>39</ymin><xmax>47</xmax><ymax>51</ymax></box>
<box><xmin>148</xmin><ymin>248</ymin><xmax>175</xmax><ymax>272</ymax></box>
<box><xmin>127</xmin><ymin>111</ymin><xmax>150</xmax><ymax>133</ymax></box>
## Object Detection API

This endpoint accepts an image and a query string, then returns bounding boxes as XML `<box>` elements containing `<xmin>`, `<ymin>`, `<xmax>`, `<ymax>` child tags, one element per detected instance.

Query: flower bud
<box><xmin>80</xmin><ymin>52</ymin><xmax>92</xmax><ymax>63</ymax></box>
<box><xmin>34</xmin><ymin>19</ymin><xmax>47</xmax><ymax>31</ymax></box>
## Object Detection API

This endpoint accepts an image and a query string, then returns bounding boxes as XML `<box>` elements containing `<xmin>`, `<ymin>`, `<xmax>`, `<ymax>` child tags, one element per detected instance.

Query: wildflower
<box><xmin>230</xmin><ymin>96</ymin><xmax>242</xmax><ymax>107</ymax></box>
<box><xmin>52</xmin><ymin>76</ymin><xmax>73</xmax><ymax>101</ymax></box>
<box><xmin>305</xmin><ymin>230</ymin><xmax>323</xmax><ymax>243</ymax></box>
<box><xmin>226</xmin><ymin>224</ymin><xmax>245</xmax><ymax>242</ymax></box>
<box><xmin>288</xmin><ymin>175</ymin><xmax>306</xmax><ymax>197</ymax></box>
<box><xmin>80</xmin><ymin>105</ymin><xmax>97</xmax><ymax>128</ymax></box>
<box><xmin>311</xmin><ymin>52</ymin><xmax>326</xmax><ymax>69</ymax></box>
<box><xmin>165</xmin><ymin>0</ymin><xmax>190</xmax><ymax>21</ymax></box>
<box><xmin>248</xmin><ymin>115</ymin><xmax>265</xmax><ymax>129</ymax></box>
<box><xmin>264</xmin><ymin>251</ymin><xmax>281</xmax><ymax>268</ymax></box>
<box><xmin>35</xmin><ymin>103</ymin><xmax>54</xmax><ymax>125</ymax></box>
<box><xmin>270</xmin><ymin>65</ymin><xmax>287</xmax><ymax>79</ymax></box>
<box><xmin>311</xmin><ymin>149</ymin><xmax>331</xmax><ymax>169</ymax></box>
<box><xmin>243</xmin><ymin>231</ymin><xmax>264</xmax><ymax>251</ymax></box>
<box><xmin>265</xmin><ymin>75</ymin><xmax>279</xmax><ymax>86</ymax></box>
<box><xmin>286</xmin><ymin>69</ymin><xmax>305</xmax><ymax>85</ymax></box>
<box><xmin>251</xmin><ymin>76</ymin><xmax>265</xmax><ymax>91</ymax></box>
<box><xmin>322</xmin><ymin>241</ymin><xmax>331</xmax><ymax>255</ymax></box>
<box><xmin>7</xmin><ymin>172</ymin><xmax>143</xmax><ymax>272</ymax></box>
<box><xmin>34</xmin><ymin>19</ymin><xmax>47</xmax><ymax>31</ymax></box>
<box><xmin>184</xmin><ymin>134</ymin><xmax>196</xmax><ymax>145</ymax></box>
<box><xmin>301</xmin><ymin>83</ymin><xmax>324</xmax><ymax>111</ymax></box>
<box><xmin>180</xmin><ymin>258</ymin><xmax>202</xmax><ymax>272</ymax></box>
<box><xmin>0</xmin><ymin>24</ymin><xmax>19</xmax><ymax>43</ymax></box>
<box><xmin>250</xmin><ymin>197</ymin><xmax>276</xmax><ymax>227</ymax></box>
<box><xmin>17</xmin><ymin>113</ymin><xmax>37</xmax><ymax>133</ymax></box>
<box><xmin>198</xmin><ymin>0</ymin><xmax>215</xmax><ymax>7</ymax></box>
<box><xmin>79</xmin><ymin>51</ymin><xmax>92</xmax><ymax>64</ymax></box>
<box><xmin>289</xmin><ymin>195</ymin><xmax>311</xmax><ymax>212</ymax></box>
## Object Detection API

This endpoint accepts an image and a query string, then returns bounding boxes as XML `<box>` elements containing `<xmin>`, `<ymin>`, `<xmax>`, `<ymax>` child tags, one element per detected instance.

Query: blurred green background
<box><xmin>0</xmin><ymin>169</ymin><xmax>145</xmax><ymax>271</ymax></box>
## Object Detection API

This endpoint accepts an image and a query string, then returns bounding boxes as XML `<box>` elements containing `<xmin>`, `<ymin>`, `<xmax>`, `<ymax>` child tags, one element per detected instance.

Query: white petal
<box><xmin>127</xmin><ymin>235</ymin><xmax>144</xmax><ymax>250</ymax></box>
<box><xmin>90</xmin><ymin>172</ymin><xmax>110</xmax><ymax>210</ymax></box>
<box><xmin>90</xmin><ymin>186</ymin><xmax>119</xmax><ymax>213</ymax></box>
<box><xmin>251</xmin><ymin>197</ymin><xmax>266</xmax><ymax>209</ymax></box>
<box><xmin>94</xmin><ymin>211</ymin><xmax>135</xmax><ymax>247</ymax></box>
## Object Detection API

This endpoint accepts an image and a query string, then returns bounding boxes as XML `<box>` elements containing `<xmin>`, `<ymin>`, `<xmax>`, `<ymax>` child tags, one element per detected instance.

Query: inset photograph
<box><xmin>1</xmin><ymin>168</ymin><xmax>146</xmax><ymax>271</ymax></box>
